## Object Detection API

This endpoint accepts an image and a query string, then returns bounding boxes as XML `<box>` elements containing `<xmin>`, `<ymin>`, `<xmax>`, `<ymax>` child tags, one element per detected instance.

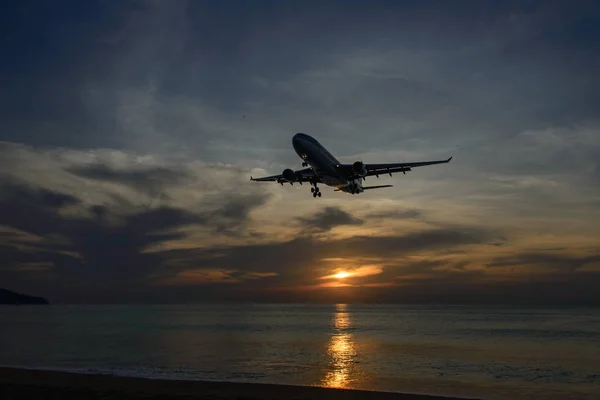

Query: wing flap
<box><xmin>362</xmin><ymin>185</ymin><xmax>393</xmax><ymax>190</ymax></box>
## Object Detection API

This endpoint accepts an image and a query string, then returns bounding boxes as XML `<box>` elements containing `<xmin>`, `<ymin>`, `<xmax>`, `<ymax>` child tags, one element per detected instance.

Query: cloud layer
<box><xmin>1</xmin><ymin>1</ymin><xmax>599</xmax><ymax>303</ymax></box>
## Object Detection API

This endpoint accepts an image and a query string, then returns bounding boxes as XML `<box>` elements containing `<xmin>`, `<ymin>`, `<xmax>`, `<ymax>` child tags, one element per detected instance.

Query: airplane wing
<box><xmin>361</xmin><ymin>156</ymin><xmax>452</xmax><ymax>177</ymax></box>
<box><xmin>250</xmin><ymin>167</ymin><xmax>318</xmax><ymax>185</ymax></box>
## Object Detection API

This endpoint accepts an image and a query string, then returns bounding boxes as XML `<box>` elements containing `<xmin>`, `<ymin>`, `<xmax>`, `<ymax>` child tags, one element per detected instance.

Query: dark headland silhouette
<box><xmin>0</xmin><ymin>288</ymin><xmax>49</xmax><ymax>305</ymax></box>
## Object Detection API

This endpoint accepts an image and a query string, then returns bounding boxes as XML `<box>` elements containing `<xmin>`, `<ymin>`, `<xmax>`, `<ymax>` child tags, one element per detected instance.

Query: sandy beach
<box><xmin>0</xmin><ymin>367</ymin><xmax>477</xmax><ymax>400</ymax></box>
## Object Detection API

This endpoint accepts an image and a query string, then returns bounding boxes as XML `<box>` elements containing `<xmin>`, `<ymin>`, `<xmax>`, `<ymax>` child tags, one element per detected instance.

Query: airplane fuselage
<box><xmin>292</xmin><ymin>133</ymin><xmax>363</xmax><ymax>193</ymax></box>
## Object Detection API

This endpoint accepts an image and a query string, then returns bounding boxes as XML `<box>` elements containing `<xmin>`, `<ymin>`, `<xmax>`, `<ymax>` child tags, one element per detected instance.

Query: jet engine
<box><xmin>352</xmin><ymin>161</ymin><xmax>367</xmax><ymax>177</ymax></box>
<box><xmin>282</xmin><ymin>168</ymin><xmax>297</xmax><ymax>182</ymax></box>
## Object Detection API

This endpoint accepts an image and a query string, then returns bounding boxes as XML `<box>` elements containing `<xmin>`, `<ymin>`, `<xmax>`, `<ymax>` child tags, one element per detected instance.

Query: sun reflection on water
<box><xmin>322</xmin><ymin>303</ymin><xmax>358</xmax><ymax>389</ymax></box>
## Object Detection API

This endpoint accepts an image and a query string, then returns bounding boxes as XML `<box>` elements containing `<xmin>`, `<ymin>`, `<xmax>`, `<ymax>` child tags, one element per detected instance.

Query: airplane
<box><xmin>250</xmin><ymin>133</ymin><xmax>452</xmax><ymax>198</ymax></box>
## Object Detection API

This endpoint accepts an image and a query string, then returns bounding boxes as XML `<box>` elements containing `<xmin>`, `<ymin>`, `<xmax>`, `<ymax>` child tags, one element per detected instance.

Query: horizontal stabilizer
<box><xmin>363</xmin><ymin>185</ymin><xmax>393</xmax><ymax>190</ymax></box>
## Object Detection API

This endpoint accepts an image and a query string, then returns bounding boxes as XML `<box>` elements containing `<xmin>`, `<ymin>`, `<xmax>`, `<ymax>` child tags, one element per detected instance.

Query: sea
<box><xmin>1</xmin><ymin>304</ymin><xmax>599</xmax><ymax>399</ymax></box>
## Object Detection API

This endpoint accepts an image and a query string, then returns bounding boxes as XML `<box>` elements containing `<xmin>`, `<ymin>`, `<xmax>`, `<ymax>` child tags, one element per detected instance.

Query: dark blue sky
<box><xmin>1</xmin><ymin>1</ymin><xmax>599</xmax><ymax>303</ymax></box>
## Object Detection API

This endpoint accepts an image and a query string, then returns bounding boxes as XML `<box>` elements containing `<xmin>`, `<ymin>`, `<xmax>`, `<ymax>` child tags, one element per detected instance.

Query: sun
<box><xmin>332</xmin><ymin>271</ymin><xmax>351</xmax><ymax>279</ymax></box>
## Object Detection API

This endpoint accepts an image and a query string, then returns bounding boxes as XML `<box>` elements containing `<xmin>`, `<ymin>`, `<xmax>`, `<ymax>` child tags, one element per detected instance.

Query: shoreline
<box><xmin>0</xmin><ymin>366</ymin><xmax>479</xmax><ymax>400</ymax></box>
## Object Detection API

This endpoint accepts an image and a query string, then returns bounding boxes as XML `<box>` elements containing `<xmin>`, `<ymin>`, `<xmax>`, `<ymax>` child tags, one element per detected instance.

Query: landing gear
<box><xmin>311</xmin><ymin>183</ymin><xmax>321</xmax><ymax>198</ymax></box>
<box><xmin>302</xmin><ymin>162</ymin><xmax>308</xmax><ymax>167</ymax></box>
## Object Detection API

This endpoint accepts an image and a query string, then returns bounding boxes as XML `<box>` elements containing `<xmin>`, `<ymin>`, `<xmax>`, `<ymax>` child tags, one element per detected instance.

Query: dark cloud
<box><xmin>486</xmin><ymin>252</ymin><xmax>600</xmax><ymax>272</ymax></box>
<box><xmin>0</xmin><ymin>177</ymin><xmax>270</xmax><ymax>300</ymax></box>
<box><xmin>0</xmin><ymin>182</ymin><xmax>81</xmax><ymax>237</ymax></box>
<box><xmin>66</xmin><ymin>160</ymin><xmax>270</xmax><ymax>237</ymax></box>
<box><xmin>296</xmin><ymin>206</ymin><xmax>363</xmax><ymax>233</ymax></box>
<box><xmin>336</xmin><ymin>228</ymin><xmax>495</xmax><ymax>258</ymax></box>
<box><xmin>364</xmin><ymin>208</ymin><xmax>422</xmax><ymax>220</ymax></box>
<box><xmin>0</xmin><ymin>182</ymin><xmax>198</xmax><ymax>280</ymax></box>
<box><xmin>67</xmin><ymin>163</ymin><xmax>194</xmax><ymax>197</ymax></box>
<box><xmin>200</xmin><ymin>192</ymin><xmax>271</xmax><ymax>237</ymax></box>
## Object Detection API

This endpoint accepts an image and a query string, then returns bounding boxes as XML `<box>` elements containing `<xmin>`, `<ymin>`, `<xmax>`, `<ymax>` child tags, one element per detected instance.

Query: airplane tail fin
<box><xmin>363</xmin><ymin>185</ymin><xmax>393</xmax><ymax>190</ymax></box>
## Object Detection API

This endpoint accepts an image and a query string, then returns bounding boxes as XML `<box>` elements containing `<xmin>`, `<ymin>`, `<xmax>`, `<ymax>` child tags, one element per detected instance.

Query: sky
<box><xmin>1</xmin><ymin>0</ymin><xmax>599</xmax><ymax>304</ymax></box>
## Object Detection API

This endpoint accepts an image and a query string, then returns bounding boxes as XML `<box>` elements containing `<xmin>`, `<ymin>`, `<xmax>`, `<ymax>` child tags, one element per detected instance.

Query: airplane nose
<box><xmin>292</xmin><ymin>133</ymin><xmax>305</xmax><ymax>153</ymax></box>
<box><xmin>292</xmin><ymin>133</ymin><xmax>303</xmax><ymax>147</ymax></box>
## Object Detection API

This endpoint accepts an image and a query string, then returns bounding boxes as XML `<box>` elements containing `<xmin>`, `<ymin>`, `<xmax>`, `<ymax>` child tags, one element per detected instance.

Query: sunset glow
<box><xmin>333</xmin><ymin>271</ymin><xmax>351</xmax><ymax>279</ymax></box>
<box><xmin>320</xmin><ymin>265</ymin><xmax>384</xmax><ymax>283</ymax></box>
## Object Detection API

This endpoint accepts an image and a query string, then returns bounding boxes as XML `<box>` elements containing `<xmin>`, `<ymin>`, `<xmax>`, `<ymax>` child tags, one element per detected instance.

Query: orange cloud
<box><xmin>361</xmin><ymin>282</ymin><xmax>398</xmax><ymax>288</ymax></box>
<box><xmin>244</xmin><ymin>272</ymin><xmax>279</xmax><ymax>279</ymax></box>
<box><xmin>319</xmin><ymin>281</ymin><xmax>353</xmax><ymax>288</ymax></box>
